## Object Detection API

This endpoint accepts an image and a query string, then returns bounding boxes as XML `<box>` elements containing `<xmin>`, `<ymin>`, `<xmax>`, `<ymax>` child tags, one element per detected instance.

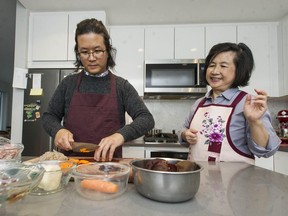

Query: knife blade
<box><xmin>72</xmin><ymin>142</ymin><xmax>99</xmax><ymax>153</ymax></box>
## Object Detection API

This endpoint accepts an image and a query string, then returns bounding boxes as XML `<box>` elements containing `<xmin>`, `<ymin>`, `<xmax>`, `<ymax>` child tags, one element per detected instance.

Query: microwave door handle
<box><xmin>196</xmin><ymin>63</ymin><xmax>200</xmax><ymax>85</ymax></box>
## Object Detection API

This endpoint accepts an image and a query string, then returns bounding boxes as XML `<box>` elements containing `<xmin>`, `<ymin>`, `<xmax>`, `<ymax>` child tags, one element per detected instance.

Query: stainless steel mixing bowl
<box><xmin>130</xmin><ymin>158</ymin><xmax>203</xmax><ymax>203</ymax></box>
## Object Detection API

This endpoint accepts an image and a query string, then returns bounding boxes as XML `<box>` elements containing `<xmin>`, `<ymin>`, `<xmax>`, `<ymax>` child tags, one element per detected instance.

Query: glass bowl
<box><xmin>30</xmin><ymin>160</ymin><xmax>75</xmax><ymax>195</ymax></box>
<box><xmin>0</xmin><ymin>162</ymin><xmax>45</xmax><ymax>205</ymax></box>
<box><xmin>72</xmin><ymin>162</ymin><xmax>130</xmax><ymax>200</ymax></box>
<box><xmin>0</xmin><ymin>137</ymin><xmax>24</xmax><ymax>162</ymax></box>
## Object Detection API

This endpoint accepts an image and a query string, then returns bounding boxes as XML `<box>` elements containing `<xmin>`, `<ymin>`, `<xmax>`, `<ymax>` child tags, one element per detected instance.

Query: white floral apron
<box><xmin>188</xmin><ymin>91</ymin><xmax>254</xmax><ymax>164</ymax></box>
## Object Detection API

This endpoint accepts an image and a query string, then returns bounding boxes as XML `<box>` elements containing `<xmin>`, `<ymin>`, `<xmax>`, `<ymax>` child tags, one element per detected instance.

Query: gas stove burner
<box><xmin>144</xmin><ymin>132</ymin><xmax>179</xmax><ymax>143</ymax></box>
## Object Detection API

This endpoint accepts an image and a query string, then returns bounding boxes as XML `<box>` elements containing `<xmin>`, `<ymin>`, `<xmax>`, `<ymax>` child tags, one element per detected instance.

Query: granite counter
<box><xmin>2</xmin><ymin>162</ymin><xmax>288</xmax><ymax>216</ymax></box>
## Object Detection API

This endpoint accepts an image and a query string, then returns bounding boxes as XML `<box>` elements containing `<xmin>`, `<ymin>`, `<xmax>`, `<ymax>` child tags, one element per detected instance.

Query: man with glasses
<box><xmin>42</xmin><ymin>18</ymin><xmax>154</xmax><ymax>161</ymax></box>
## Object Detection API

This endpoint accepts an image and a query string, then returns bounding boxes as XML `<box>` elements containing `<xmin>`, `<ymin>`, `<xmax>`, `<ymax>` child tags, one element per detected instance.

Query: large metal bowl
<box><xmin>130</xmin><ymin>158</ymin><xmax>203</xmax><ymax>203</ymax></box>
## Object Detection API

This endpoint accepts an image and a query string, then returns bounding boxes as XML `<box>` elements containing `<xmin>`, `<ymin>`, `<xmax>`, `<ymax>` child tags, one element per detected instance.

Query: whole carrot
<box><xmin>81</xmin><ymin>179</ymin><xmax>119</xmax><ymax>193</ymax></box>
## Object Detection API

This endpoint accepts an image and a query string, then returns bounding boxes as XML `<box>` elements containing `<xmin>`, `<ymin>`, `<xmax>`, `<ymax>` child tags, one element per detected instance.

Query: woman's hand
<box><xmin>243</xmin><ymin>89</ymin><xmax>268</xmax><ymax>123</ymax></box>
<box><xmin>182</xmin><ymin>128</ymin><xmax>198</xmax><ymax>145</ymax></box>
<box><xmin>54</xmin><ymin>129</ymin><xmax>74</xmax><ymax>151</ymax></box>
<box><xmin>243</xmin><ymin>89</ymin><xmax>269</xmax><ymax>148</ymax></box>
<box><xmin>94</xmin><ymin>133</ymin><xmax>125</xmax><ymax>161</ymax></box>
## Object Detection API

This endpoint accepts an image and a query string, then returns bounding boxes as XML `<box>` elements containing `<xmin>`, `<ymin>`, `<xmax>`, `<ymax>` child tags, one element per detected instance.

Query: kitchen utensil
<box><xmin>30</xmin><ymin>160</ymin><xmax>75</xmax><ymax>195</ymax></box>
<box><xmin>130</xmin><ymin>158</ymin><xmax>203</xmax><ymax>203</ymax></box>
<box><xmin>276</xmin><ymin>110</ymin><xmax>288</xmax><ymax>123</ymax></box>
<box><xmin>71</xmin><ymin>162</ymin><xmax>130</xmax><ymax>200</ymax></box>
<box><xmin>72</xmin><ymin>142</ymin><xmax>99</xmax><ymax>153</ymax></box>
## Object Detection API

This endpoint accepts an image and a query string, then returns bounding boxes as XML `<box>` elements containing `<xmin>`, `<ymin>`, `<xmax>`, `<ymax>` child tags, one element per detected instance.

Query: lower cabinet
<box><xmin>255</xmin><ymin>151</ymin><xmax>288</xmax><ymax>175</ymax></box>
<box><xmin>122</xmin><ymin>146</ymin><xmax>145</xmax><ymax>158</ymax></box>
<box><xmin>255</xmin><ymin>156</ymin><xmax>274</xmax><ymax>171</ymax></box>
<box><xmin>274</xmin><ymin>151</ymin><xmax>288</xmax><ymax>175</ymax></box>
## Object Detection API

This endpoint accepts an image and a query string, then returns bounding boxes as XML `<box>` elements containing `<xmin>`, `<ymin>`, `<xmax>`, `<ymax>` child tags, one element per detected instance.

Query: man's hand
<box><xmin>94</xmin><ymin>133</ymin><xmax>125</xmax><ymax>161</ymax></box>
<box><xmin>54</xmin><ymin>129</ymin><xmax>74</xmax><ymax>151</ymax></box>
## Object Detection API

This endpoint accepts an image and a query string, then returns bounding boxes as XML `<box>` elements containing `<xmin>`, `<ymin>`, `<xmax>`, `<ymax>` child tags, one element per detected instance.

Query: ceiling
<box><xmin>18</xmin><ymin>0</ymin><xmax>288</xmax><ymax>25</ymax></box>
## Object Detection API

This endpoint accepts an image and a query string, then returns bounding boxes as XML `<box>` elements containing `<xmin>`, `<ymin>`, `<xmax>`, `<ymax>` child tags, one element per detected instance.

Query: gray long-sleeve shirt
<box><xmin>179</xmin><ymin>88</ymin><xmax>281</xmax><ymax>158</ymax></box>
<box><xmin>42</xmin><ymin>71</ymin><xmax>155</xmax><ymax>142</ymax></box>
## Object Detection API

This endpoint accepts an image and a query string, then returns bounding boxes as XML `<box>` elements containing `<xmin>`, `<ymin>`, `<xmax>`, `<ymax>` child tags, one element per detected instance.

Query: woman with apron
<box><xmin>179</xmin><ymin>42</ymin><xmax>281</xmax><ymax>164</ymax></box>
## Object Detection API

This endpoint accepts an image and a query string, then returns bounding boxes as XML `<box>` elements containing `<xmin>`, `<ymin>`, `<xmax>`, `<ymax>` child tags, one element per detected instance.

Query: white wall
<box><xmin>144</xmin><ymin>98</ymin><xmax>288</xmax><ymax>133</ymax></box>
<box><xmin>11</xmin><ymin>2</ymin><xmax>29</xmax><ymax>143</ymax></box>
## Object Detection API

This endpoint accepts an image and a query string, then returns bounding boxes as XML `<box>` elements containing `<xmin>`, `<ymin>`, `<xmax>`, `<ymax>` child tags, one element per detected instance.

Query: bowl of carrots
<box><xmin>72</xmin><ymin>162</ymin><xmax>130</xmax><ymax>200</ymax></box>
<box><xmin>30</xmin><ymin>160</ymin><xmax>75</xmax><ymax>195</ymax></box>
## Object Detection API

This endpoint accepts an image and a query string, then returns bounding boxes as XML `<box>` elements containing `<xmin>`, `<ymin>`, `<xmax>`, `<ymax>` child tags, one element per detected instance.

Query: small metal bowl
<box><xmin>130</xmin><ymin>158</ymin><xmax>203</xmax><ymax>203</ymax></box>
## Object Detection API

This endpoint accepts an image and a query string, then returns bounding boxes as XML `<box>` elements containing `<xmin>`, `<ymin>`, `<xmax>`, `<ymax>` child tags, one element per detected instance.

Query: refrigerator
<box><xmin>22</xmin><ymin>69</ymin><xmax>75</xmax><ymax>156</ymax></box>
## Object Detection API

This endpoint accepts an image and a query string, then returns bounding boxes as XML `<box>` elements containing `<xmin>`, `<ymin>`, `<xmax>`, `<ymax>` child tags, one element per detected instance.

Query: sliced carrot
<box><xmin>81</xmin><ymin>179</ymin><xmax>119</xmax><ymax>194</ymax></box>
<box><xmin>78</xmin><ymin>159</ymin><xmax>90</xmax><ymax>164</ymax></box>
<box><xmin>79</xmin><ymin>148</ymin><xmax>90</xmax><ymax>153</ymax></box>
<box><xmin>59</xmin><ymin>161</ymin><xmax>74</xmax><ymax>170</ymax></box>
<box><xmin>68</xmin><ymin>158</ymin><xmax>79</xmax><ymax>163</ymax></box>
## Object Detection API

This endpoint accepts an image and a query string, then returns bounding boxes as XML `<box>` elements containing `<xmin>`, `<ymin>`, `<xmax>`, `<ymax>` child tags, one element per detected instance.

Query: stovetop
<box><xmin>144</xmin><ymin>132</ymin><xmax>179</xmax><ymax>143</ymax></box>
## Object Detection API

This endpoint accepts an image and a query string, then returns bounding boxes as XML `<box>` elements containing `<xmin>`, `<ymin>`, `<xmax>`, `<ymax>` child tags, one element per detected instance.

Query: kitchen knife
<box><xmin>72</xmin><ymin>142</ymin><xmax>99</xmax><ymax>153</ymax></box>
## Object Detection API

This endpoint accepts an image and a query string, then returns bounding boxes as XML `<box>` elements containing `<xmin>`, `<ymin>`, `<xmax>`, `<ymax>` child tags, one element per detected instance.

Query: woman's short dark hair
<box><xmin>204</xmin><ymin>42</ymin><xmax>254</xmax><ymax>87</ymax></box>
<box><xmin>74</xmin><ymin>18</ymin><xmax>116</xmax><ymax>71</ymax></box>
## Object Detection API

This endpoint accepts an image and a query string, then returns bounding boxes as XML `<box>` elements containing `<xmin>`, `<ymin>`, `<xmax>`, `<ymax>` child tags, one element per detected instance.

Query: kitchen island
<box><xmin>1</xmin><ymin>161</ymin><xmax>288</xmax><ymax>216</ymax></box>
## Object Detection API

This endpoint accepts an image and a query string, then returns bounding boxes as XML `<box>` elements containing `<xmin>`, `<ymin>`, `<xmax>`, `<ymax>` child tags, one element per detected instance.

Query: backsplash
<box><xmin>144</xmin><ymin>97</ymin><xmax>288</xmax><ymax>133</ymax></box>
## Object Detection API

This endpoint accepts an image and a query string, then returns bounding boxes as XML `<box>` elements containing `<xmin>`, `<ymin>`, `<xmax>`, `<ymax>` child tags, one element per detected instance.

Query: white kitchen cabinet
<box><xmin>274</xmin><ymin>151</ymin><xmax>288</xmax><ymax>175</ymax></box>
<box><xmin>28</xmin><ymin>12</ymin><xmax>68</xmax><ymax>62</ymax></box>
<box><xmin>68</xmin><ymin>11</ymin><xmax>107</xmax><ymax>61</ymax></box>
<box><xmin>122</xmin><ymin>146</ymin><xmax>145</xmax><ymax>158</ymax></box>
<box><xmin>205</xmin><ymin>25</ymin><xmax>237</xmax><ymax>56</ymax></box>
<box><xmin>237</xmin><ymin>23</ymin><xmax>279</xmax><ymax>96</ymax></box>
<box><xmin>109</xmin><ymin>27</ymin><xmax>145</xmax><ymax>96</ymax></box>
<box><xmin>278</xmin><ymin>16</ymin><xmax>288</xmax><ymax>96</ymax></box>
<box><xmin>255</xmin><ymin>156</ymin><xmax>274</xmax><ymax>171</ymax></box>
<box><xmin>28</xmin><ymin>11</ymin><xmax>106</xmax><ymax>68</ymax></box>
<box><xmin>145</xmin><ymin>27</ymin><xmax>174</xmax><ymax>59</ymax></box>
<box><xmin>174</xmin><ymin>26</ymin><xmax>205</xmax><ymax>59</ymax></box>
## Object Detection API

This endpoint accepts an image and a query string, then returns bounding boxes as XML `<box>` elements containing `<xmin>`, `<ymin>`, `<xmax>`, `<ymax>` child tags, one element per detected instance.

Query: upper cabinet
<box><xmin>67</xmin><ymin>12</ymin><xmax>107</xmax><ymax>61</ymax></box>
<box><xmin>28</xmin><ymin>11</ymin><xmax>106</xmax><ymax>68</ymax></box>
<box><xmin>28</xmin><ymin>12</ymin><xmax>68</xmax><ymax>62</ymax></box>
<box><xmin>175</xmin><ymin>26</ymin><xmax>205</xmax><ymax>59</ymax></box>
<box><xmin>278</xmin><ymin>15</ymin><xmax>288</xmax><ymax>96</ymax></box>
<box><xmin>237</xmin><ymin>23</ymin><xmax>279</xmax><ymax>97</ymax></box>
<box><xmin>109</xmin><ymin>27</ymin><xmax>145</xmax><ymax>96</ymax></box>
<box><xmin>26</xmin><ymin>13</ymin><xmax>284</xmax><ymax>97</ymax></box>
<box><xmin>205</xmin><ymin>25</ymin><xmax>237</xmax><ymax>56</ymax></box>
<box><xmin>145</xmin><ymin>27</ymin><xmax>174</xmax><ymax>59</ymax></box>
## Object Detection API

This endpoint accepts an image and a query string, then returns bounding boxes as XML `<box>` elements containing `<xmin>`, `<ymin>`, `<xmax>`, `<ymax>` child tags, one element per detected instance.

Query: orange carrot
<box><xmin>78</xmin><ymin>159</ymin><xmax>90</xmax><ymax>164</ymax></box>
<box><xmin>81</xmin><ymin>179</ymin><xmax>119</xmax><ymax>193</ymax></box>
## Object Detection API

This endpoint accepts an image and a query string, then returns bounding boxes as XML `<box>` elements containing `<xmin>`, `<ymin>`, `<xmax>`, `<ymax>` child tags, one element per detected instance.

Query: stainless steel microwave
<box><xmin>144</xmin><ymin>59</ymin><xmax>207</xmax><ymax>99</ymax></box>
